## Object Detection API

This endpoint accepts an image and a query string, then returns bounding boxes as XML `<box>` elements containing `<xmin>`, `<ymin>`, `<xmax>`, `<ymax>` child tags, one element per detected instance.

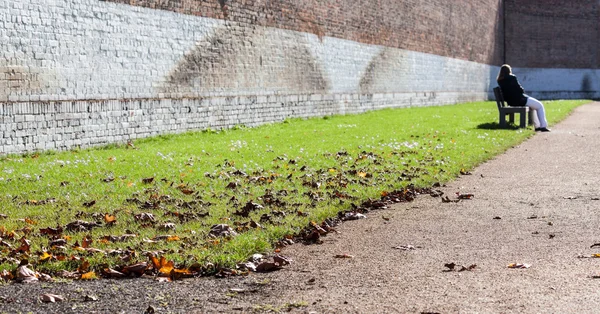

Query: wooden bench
<box><xmin>493</xmin><ymin>87</ymin><xmax>531</xmax><ymax>128</ymax></box>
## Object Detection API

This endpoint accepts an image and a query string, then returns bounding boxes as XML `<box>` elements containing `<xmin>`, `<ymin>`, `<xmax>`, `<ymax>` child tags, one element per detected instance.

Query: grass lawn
<box><xmin>0</xmin><ymin>99</ymin><xmax>588</xmax><ymax>279</ymax></box>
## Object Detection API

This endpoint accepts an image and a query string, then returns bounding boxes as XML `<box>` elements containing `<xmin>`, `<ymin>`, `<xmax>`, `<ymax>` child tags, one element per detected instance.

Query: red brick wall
<box><xmin>505</xmin><ymin>0</ymin><xmax>599</xmax><ymax>68</ymax></box>
<box><xmin>102</xmin><ymin>0</ymin><xmax>505</xmax><ymax>65</ymax></box>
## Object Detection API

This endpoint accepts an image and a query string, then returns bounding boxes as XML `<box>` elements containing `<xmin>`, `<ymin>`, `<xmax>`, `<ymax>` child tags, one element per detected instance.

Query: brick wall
<box><xmin>504</xmin><ymin>0</ymin><xmax>599</xmax><ymax>99</ymax></box>
<box><xmin>505</xmin><ymin>0</ymin><xmax>599</xmax><ymax>68</ymax></box>
<box><xmin>103</xmin><ymin>0</ymin><xmax>505</xmax><ymax>65</ymax></box>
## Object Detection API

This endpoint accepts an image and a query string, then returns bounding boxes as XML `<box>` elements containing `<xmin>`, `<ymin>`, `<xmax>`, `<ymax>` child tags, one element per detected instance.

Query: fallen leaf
<box><xmin>444</xmin><ymin>262</ymin><xmax>457</xmax><ymax>271</ymax></box>
<box><xmin>82</xmin><ymin>235</ymin><xmax>93</xmax><ymax>248</ymax></box>
<box><xmin>158</xmin><ymin>260</ymin><xmax>174</xmax><ymax>276</ymax></box>
<box><xmin>208</xmin><ymin>224</ymin><xmax>237</xmax><ymax>238</ymax></box>
<box><xmin>122</xmin><ymin>262</ymin><xmax>148</xmax><ymax>277</ymax></box>
<box><xmin>393</xmin><ymin>245</ymin><xmax>416</xmax><ymax>251</ymax></box>
<box><xmin>442</xmin><ymin>196</ymin><xmax>460</xmax><ymax>203</ymax></box>
<box><xmin>56</xmin><ymin>270</ymin><xmax>79</xmax><ymax>279</ymax></box>
<box><xmin>104</xmin><ymin>214</ymin><xmax>117</xmax><ymax>225</ymax></box>
<box><xmin>334</xmin><ymin>254</ymin><xmax>354</xmax><ymax>258</ymax></box>
<box><xmin>458</xmin><ymin>264</ymin><xmax>477</xmax><ymax>272</ymax></box>
<box><xmin>78</xmin><ymin>260</ymin><xmax>90</xmax><ymax>273</ymax></box>
<box><xmin>84</xmin><ymin>295</ymin><xmax>99</xmax><ymax>302</ymax></box>
<box><xmin>456</xmin><ymin>192</ymin><xmax>474</xmax><ymax>200</ymax></box>
<box><xmin>507</xmin><ymin>263</ymin><xmax>531</xmax><ymax>269</ymax></box>
<box><xmin>577</xmin><ymin>254</ymin><xmax>600</xmax><ymax>259</ymax></box>
<box><xmin>39</xmin><ymin>251</ymin><xmax>53</xmax><ymax>262</ymax></box>
<box><xmin>66</xmin><ymin>220</ymin><xmax>100</xmax><ymax>232</ymax></box>
<box><xmin>158</xmin><ymin>223</ymin><xmax>176</xmax><ymax>231</ymax></box>
<box><xmin>142</xmin><ymin>177</ymin><xmax>154</xmax><ymax>184</ymax></box>
<box><xmin>0</xmin><ymin>269</ymin><xmax>14</xmax><ymax>281</ymax></box>
<box><xmin>40</xmin><ymin>294</ymin><xmax>65</xmax><ymax>303</ymax></box>
<box><xmin>40</xmin><ymin>226</ymin><xmax>63</xmax><ymax>236</ymax></box>
<box><xmin>342</xmin><ymin>212</ymin><xmax>367</xmax><ymax>221</ymax></box>
<box><xmin>102</xmin><ymin>268</ymin><xmax>126</xmax><ymax>278</ymax></box>
<box><xmin>83</xmin><ymin>200</ymin><xmax>96</xmax><ymax>207</ymax></box>
<box><xmin>16</xmin><ymin>263</ymin><xmax>38</xmax><ymax>283</ymax></box>
<box><xmin>134</xmin><ymin>213</ymin><xmax>156</xmax><ymax>222</ymax></box>
<box><xmin>80</xmin><ymin>271</ymin><xmax>97</xmax><ymax>280</ymax></box>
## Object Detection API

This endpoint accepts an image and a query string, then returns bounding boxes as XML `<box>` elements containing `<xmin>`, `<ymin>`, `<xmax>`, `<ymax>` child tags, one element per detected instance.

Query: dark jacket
<box><xmin>497</xmin><ymin>74</ymin><xmax>528</xmax><ymax>107</ymax></box>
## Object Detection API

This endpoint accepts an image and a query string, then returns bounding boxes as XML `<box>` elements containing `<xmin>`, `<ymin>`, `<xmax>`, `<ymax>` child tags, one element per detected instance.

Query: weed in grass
<box><xmin>0</xmin><ymin>100</ymin><xmax>588</xmax><ymax>280</ymax></box>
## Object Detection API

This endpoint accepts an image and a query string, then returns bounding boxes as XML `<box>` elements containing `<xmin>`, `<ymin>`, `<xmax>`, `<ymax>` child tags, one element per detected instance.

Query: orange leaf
<box><xmin>24</xmin><ymin>218</ymin><xmax>37</xmax><ymax>225</ymax></box>
<box><xmin>80</xmin><ymin>271</ymin><xmax>97</xmax><ymax>280</ymax></box>
<box><xmin>149</xmin><ymin>254</ymin><xmax>160</xmax><ymax>270</ymax></box>
<box><xmin>104</xmin><ymin>214</ymin><xmax>117</xmax><ymax>225</ymax></box>
<box><xmin>166</xmin><ymin>235</ymin><xmax>180</xmax><ymax>242</ymax></box>
<box><xmin>158</xmin><ymin>259</ymin><xmax>174</xmax><ymax>275</ymax></box>
<box><xmin>357</xmin><ymin>172</ymin><xmax>367</xmax><ymax>178</ymax></box>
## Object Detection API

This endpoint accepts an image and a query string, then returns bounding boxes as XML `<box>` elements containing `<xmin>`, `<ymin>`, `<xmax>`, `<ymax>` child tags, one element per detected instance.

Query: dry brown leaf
<box><xmin>0</xmin><ymin>269</ymin><xmax>14</xmax><ymax>281</ymax></box>
<box><xmin>40</xmin><ymin>294</ymin><xmax>65</xmax><ymax>303</ymax></box>
<box><xmin>82</xmin><ymin>235</ymin><xmax>93</xmax><ymax>248</ymax></box>
<box><xmin>77</xmin><ymin>260</ymin><xmax>90</xmax><ymax>273</ymax></box>
<box><xmin>122</xmin><ymin>262</ymin><xmax>148</xmax><ymax>277</ymax></box>
<box><xmin>16</xmin><ymin>264</ymin><xmax>38</xmax><ymax>283</ymax></box>
<box><xmin>102</xmin><ymin>268</ymin><xmax>126</xmax><ymax>278</ymax></box>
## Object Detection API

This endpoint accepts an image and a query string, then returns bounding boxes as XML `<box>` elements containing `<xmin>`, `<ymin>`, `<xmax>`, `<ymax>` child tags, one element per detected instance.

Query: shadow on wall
<box><xmin>487</xmin><ymin>66</ymin><xmax>501</xmax><ymax>100</ymax></box>
<box><xmin>581</xmin><ymin>73</ymin><xmax>599</xmax><ymax>100</ymax></box>
<box><xmin>359</xmin><ymin>48</ymin><xmax>410</xmax><ymax>94</ymax></box>
<box><xmin>162</xmin><ymin>23</ymin><xmax>329</xmax><ymax>96</ymax></box>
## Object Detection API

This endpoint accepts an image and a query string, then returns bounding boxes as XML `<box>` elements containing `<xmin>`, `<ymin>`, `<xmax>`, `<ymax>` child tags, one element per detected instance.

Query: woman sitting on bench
<box><xmin>497</xmin><ymin>64</ymin><xmax>550</xmax><ymax>132</ymax></box>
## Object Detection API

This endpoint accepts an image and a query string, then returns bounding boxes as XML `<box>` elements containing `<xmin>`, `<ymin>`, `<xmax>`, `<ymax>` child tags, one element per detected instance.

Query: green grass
<box><xmin>0</xmin><ymin>100</ymin><xmax>588</xmax><ymax>276</ymax></box>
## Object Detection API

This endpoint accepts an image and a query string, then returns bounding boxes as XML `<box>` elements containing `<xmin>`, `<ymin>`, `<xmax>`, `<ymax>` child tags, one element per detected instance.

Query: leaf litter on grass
<box><xmin>0</xmin><ymin>100</ymin><xmax>587</xmax><ymax>283</ymax></box>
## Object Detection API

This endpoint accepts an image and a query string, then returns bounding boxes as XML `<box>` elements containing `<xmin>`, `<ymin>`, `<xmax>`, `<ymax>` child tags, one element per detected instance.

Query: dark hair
<box><xmin>497</xmin><ymin>64</ymin><xmax>512</xmax><ymax>82</ymax></box>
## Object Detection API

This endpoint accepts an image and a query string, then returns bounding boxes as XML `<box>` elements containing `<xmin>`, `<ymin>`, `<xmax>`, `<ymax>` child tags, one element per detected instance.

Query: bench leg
<box><xmin>519</xmin><ymin>111</ymin><xmax>526</xmax><ymax>128</ymax></box>
<box><xmin>499</xmin><ymin>113</ymin><xmax>507</xmax><ymax>127</ymax></box>
<box><xmin>509</xmin><ymin>113</ymin><xmax>515</xmax><ymax>124</ymax></box>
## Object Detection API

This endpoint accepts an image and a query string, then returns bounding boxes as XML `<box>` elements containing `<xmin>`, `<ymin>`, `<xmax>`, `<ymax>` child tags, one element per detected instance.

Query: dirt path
<box><xmin>2</xmin><ymin>103</ymin><xmax>600</xmax><ymax>314</ymax></box>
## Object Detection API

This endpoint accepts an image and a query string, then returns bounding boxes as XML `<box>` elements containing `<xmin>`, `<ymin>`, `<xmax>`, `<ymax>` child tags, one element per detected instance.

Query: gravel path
<box><xmin>2</xmin><ymin>102</ymin><xmax>599</xmax><ymax>314</ymax></box>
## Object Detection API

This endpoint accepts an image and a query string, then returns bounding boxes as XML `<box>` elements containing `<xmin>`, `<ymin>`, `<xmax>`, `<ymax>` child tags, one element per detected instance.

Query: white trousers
<box><xmin>526</xmin><ymin>97</ymin><xmax>548</xmax><ymax>128</ymax></box>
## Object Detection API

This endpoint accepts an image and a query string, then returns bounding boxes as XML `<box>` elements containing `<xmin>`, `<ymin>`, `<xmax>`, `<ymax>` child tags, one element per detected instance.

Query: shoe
<box><xmin>535</xmin><ymin>127</ymin><xmax>551</xmax><ymax>132</ymax></box>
